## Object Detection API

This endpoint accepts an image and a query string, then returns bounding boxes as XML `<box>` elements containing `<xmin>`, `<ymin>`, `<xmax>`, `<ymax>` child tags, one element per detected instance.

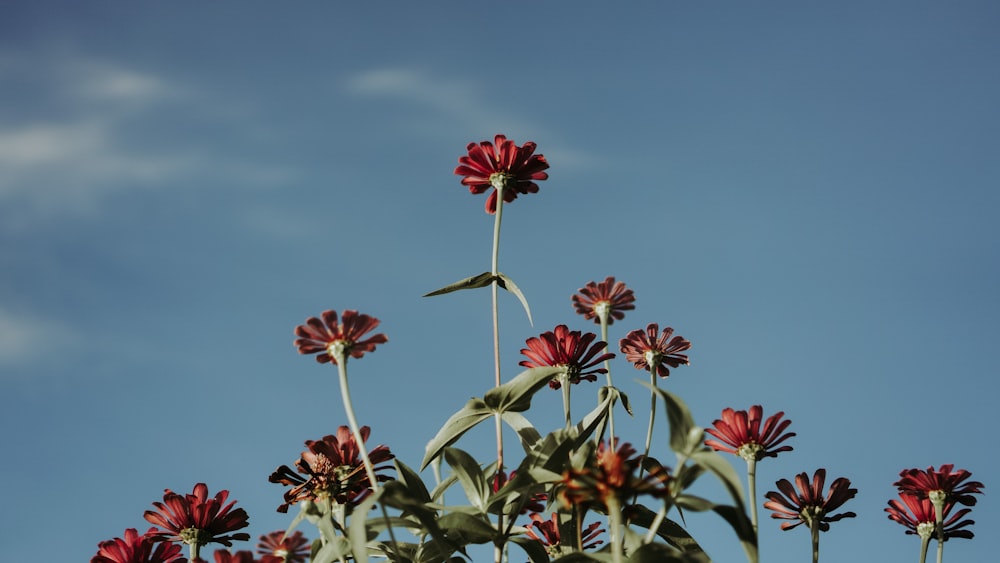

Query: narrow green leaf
<box><xmin>624</xmin><ymin>504</ymin><xmax>705</xmax><ymax>554</ymax></box>
<box><xmin>689</xmin><ymin>449</ymin><xmax>746</xmax><ymax>511</ymax></box>
<box><xmin>572</xmin><ymin>391</ymin><xmax>615</xmax><ymax>447</ymax></box>
<box><xmin>626</xmin><ymin>543</ymin><xmax>709</xmax><ymax>563</ymax></box>
<box><xmin>394</xmin><ymin>459</ymin><xmax>432</xmax><ymax>505</ymax></box>
<box><xmin>483</xmin><ymin>366</ymin><xmax>563</xmax><ymax>414</ymax></box>
<box><xmin>422</xmin><ymin>398</ymin><xmax>493</xmax><ymax>469</ymax></box>
<box><xmin>509</xmin><ymin>535</ymin><xmax>551</xmax><ymax>563</ymax></box>
<box><xmin>348</xmin><ymin>491</ymin><xmax>380</xmax><ymax>563</ymax></box>
<box><xmin>423</xmin><ymin>271</ymin><xmax>495</xmax><ymax>297</ymax></box>
<box><xmin>436</xmin><ymin>512</ymin><xmax>498</xmax><ymax>545</ymax></box>
<box><xmin>494</xmin><ymin>272</ymin><xmax>533</xmax><ymax>325</ymax></box>
<box><xmin>502</xmin><ymin>411</ymin><xmax>542</xmax><ymax>452</ymax></box>
<box><xmin>443</xmin><ymin>447</ymin><xmax>489</xmax><ymax>512</ymax></box>
<box><xmin>312</xmin><ymin>537</ymin><xmax>352</xmax><ymax>563</ymax></box>
<box><xmin>711</xmin><ymin>504</ymin><xmax>758</xmax><ymax>563</ymax></box>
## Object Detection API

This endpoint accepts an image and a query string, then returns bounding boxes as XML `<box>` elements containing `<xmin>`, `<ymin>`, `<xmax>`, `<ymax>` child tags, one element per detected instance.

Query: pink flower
<box><xmin>519</xmin><ymin>325</ymin><xmax>615</xmax><ymax>389</ymax></box>
<box><xmin>571</xmin><ymin>277</ymin><xmax>635</xmax><ymax>326</ymax></box>
<box><xmin>91</xmin><ymin>528</ymin><xmax>186</xmax><ymax>563</ymax></box>
<box><xmin>294</xmin><ymin>309</ymin><xmax>387</xmax><ymax>364</ymax></box>
<box><xmin>144</xmin><ymin>484</ymin><xmax>250</xmax><ymax>549</ymax></box>
<box><xmin>885</xmin><ymin>492</ymin><xmax>975</xmax><ymax>540</ymax></box>
<box><xmin>619</xmin><ymin>323</ymin><xmax>691</xmax><ymax>378</ymax></box>
<box><xmin>763</xmin><ymin>469</ymin><xmax>857</xmax><ymax>532</ymax></box>
<box><xmin>454</xmin><ymin>134</ymin><xmax>549</xmax><ymax>214</ymax></box>
<box><xmin>704</xmin><ymin>405</ymin><xmax>795</xmax><ymax>462</ymax></box>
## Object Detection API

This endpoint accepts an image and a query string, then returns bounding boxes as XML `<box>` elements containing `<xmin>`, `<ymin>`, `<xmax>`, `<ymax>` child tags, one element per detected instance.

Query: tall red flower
<box><xmin>519</xmin><ymin>325</ymin><xmax>615</xmax><ymax>389</ymax></box>
<box><xmin>619</xmin><ymin>323</ymin><xmax>691</xmax><ymax>378</ymax></box>
<box><xmin>894</xmin><ymin>464</ymin><xmax>984</xmax><ymax>507</ymax></box>
<box><xmin>144</xmin><ymin>484</ymin><xmax>250</xmax><ymax>549</ymax></box>
<box><xmin>704</xmin><ymin>405</ymin><xmax>795</xmax><ymax>462</ymax></box>
<box><xmin>91</xmin><ymin>528</ymin><xmax>186</xmax><ymax>563</ymax></box>
<box><xmin>525</xmin><ymin>512</ymin><xmax>604</xmax><ymax>557</ymax></box>
<box><xmin>454</xmin><ymin>134</ymin><xmax>549</xmax><ymax>214</ymax></box>
<box><xmin>571</xmin><ymin>277</ymin><xmax>635</xmax><ymax>326</ymax></box>
<box><xmin>257</xmin><ymin>530</ymin><xmax>311</xmax><ymax>563</ymax></box>
<box><xmin>559</xmin><ymin>440</ymin><xmax>671</xmax><ymax>511</ymax></box>
<box><xmin>269</xmin><ymin>426</ymin><xmax>395</xmax><ymax>513</ymax></box>
<box><xmin>763</xmin><ymin>469</ymin><xmax>857</xmax><ymax>532</ymax></box>
<box><xmin>885</xmin><ymin>492</ymin><xmax>975</xmax><ymax>541</ymax></box>
<box><xmin>294</xmin><ymin>309</ymin><xmax>387</xmax><ymax>364</ymax></box>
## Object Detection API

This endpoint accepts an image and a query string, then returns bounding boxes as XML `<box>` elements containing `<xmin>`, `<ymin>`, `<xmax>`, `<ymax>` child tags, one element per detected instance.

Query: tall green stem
<box><xmin>918</xmin><ymin>536</ymin><xmax>929</xmax><ymax>563</ymax></box>
<box><xmin>561</xmin><ymin>374</ymin><xmax>572</xmax><ymax>430</ymax></box>
<box><xmin>489</xmin><ymin>186</ymin><xmax>506</xmax><ymax>563</ymax></box>
<box><xmin>746</xmin><ymin>457</ymin><xmax>759</xmax><ymax>541</ymax></box>
<box><xmin>598</xmin><ymin>315</ymin><xmax>616</xmax><ymax>449</ymax></box>
<box><xmin>810</xmin><ymin>518</ymin><xmax>820</xmax><ymax>563</ymax></box>
<box><xmin>607</xmin><ymin>497</ymin><xmax>625</xmax><ymax>563</ymax></box>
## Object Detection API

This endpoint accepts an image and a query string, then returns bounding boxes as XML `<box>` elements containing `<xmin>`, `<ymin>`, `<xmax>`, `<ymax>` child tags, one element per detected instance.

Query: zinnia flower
<box><xmin>144</xmin><ymin>484</ymin><xmax>250</xmax><ymax>549</ymax></box>
<box><xmin>571</xmin><ymin>277</ymin><xmax>635</xmax><ymax>325</ymax></box>
<box><xmin>559</xmin><ymin>440</ymin><xmax>671</xmax><ymax>510</ymax></box>
<box><xmin>704</xmin><ymin>405</ymin><xmax>795</xmax><ymax>462</ymax></box>
<box><xmin>763</xmin><ymin>469</ymin><xmax>857</xmax><ymax>531</ymax></box>
<box><xmin>454</xmin><ymin>134</ymin><xmax>549</xmax><ymax>214</ymax></box>
<box><xmin>207</xmin><ymin>551</ymin><xmax>254</xmax><ymax>563</ymax></box>
<box><xmin>519</xmin><ymin>325</ymin><xmax>615</xmax><ymax>389</ymax></box>
<box><xmin>525</xmin><ymin>512</ymin><xmax>604</xmax><ymax>557</ymax></box>
<box><xmin>269</xmin><ymin>426</ymin><xmax>395</xmax><ymax>513</ymax></box>
<box><xmin>885</xmin><ymin>492</ymin><xmax>975</xmax><ymax>541</ymax></box>
<box><xmin>257</xmin><ymin>530</ymin><xmax>311</xmax><ymax>563</ymax></box>
<box><xmin>294</xmin><ymin>309</ymin><xmax>387</xmax><ymax>364</ymax></box>
<box><xmin>894</xmin><ymin>464</ymin><xmax>984</xmax><ymax>508</ymax></box>
<box><xmin>493</xmin><ymin>470</ymin><xmax>547</xmax><ymax>514</ymax></box>
<box><xmin>619</xmin><ymin>323</ymin><xmax>691</xmax><ymax>378</ymax></box>
<box><xmin>91</xmin><ymin>528</ymin><xmax>186</xmax><ymax>563</ymax></box>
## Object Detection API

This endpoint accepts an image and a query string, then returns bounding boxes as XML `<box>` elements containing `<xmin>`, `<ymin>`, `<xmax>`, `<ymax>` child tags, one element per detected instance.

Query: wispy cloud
<box><xmin>0</xmin><ymin>308</ymin><xmax>76</xmax><ymax>367</ymax></box>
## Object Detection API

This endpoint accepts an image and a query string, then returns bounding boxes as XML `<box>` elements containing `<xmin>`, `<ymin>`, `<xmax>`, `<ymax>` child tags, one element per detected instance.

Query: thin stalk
<box><xmin>936</xmin><ymin>538</ymin><xmax>943</xmax><ymax>563</ymax></box>
<box><xmin>636</xmin><ymin>366</ymin><xmax>658</xmax><ymax>490</ymax></box>
<box><xmin>599</xmin><ymin>315</ymin><xmax>616</xmax><ymax>449</ymax></box>
<box><xmin>561</xmin><ymin>374</ymin><xmax>572</xmax><ymax>430</ymax></box>
<box><xmin>607</xmin><ymin>497</ymin><xmax>625</xmax><ymax>563</ymax></box>
<box><xmin>188</xmin><ymin>543</ymin><xmax>200</xmax><ymax>562</ymax></box>
<box><xmin>918</xmin><ymin>536</ymin><xmax>929</xmax><ymax>563</ymax></box>
<box><xmin>746</xmin><ymin>457</ymin><xmax>759</xmax><ymax>540</ymax></box>
<box><xmin>489</xmin><ymin>188</ymin><xmax>506</xmax><ymax>563</ymax></box>
<box><xmin>810</xmin><ymin>518</ymin><xmax>820</xmax><ymax>563</ymax></box>
<box><xmin>932</xmin><ymin>495</ymin><xmax>945</xmax><ymax>563</ymax></box>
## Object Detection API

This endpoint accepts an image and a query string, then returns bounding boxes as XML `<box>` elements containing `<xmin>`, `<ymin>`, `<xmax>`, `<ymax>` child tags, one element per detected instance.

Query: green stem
<box><xmin>188</xmin><ymin>542</ymin><xmax>200</xmax><ymax>562</ymax></box>
<box><xmin>607</xmin><ymin>497</ymin><xmax>625</xmax><ymax>563</ymax></box>
<box><xmin>599</xmin><ymin>316</ymin><xmax>616</xmax><ymax>449</ymax></box>
<box><xmin>747</xmin><ymin>457</ymin><xmax>759</xmax><ymax>542</ymax></box>
<box><xmin>810</xmin><ymin>518</ymin><xmax>820</xmax><ymax>563</ymax></box>
<box><xmin>561</xmin><ymin>374</ymin><xmax>572</xmax><ymax>430</ymax></box>
<box><xmin>489</xmin><ymin>189</ymin><xmax>506</xmax><ymax>563</ymax></box>
<box><xmin>936</xmin><ymin>538</ymin><xmax>943</xmax><ymax>563</ymax></box>
<box><xmin>932</xmin><ymin>496</ymin><xmax>945</xmax><ymax>563</ymax></box>
<box><xmin>637</xmin><ymin>368</ymin><xmax>657</xmax><ymax>483</ymax></box>
<box><xmin>918</xmin><ymin>536</ymin><xmax>929</xmax><ymax>563</ymax></box>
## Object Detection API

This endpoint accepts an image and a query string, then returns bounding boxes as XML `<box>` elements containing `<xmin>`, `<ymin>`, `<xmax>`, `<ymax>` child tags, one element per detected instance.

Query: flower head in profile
<box><xmin>525</xmin><ymin>512</ymin><xmax>604</xmax><ymax>557</ymax></box>
<box><xmin>269</xmin><ymin>426</ymin><xmax>395</xmax><ymax>513</ymax></box>
<box><xmin>763</xmin><ymin>469</ymin><xmax>857</xmax><ymax>532</ymax></box>
<box><xmin>454</xmin><ymin>134</ymin><xmax>549</xmax><ymax>214</ymax></box>
<box><xmin>704</xmin><ymin>405</ymin><xmax>795</xmax><ymax>462</ymax></box>
<box><xmin>91</xmin><ymin>528</ymin><xmax>187</xmax><ymax>563</ymax></box>
<box><xmin>257</xmin><ymin>530</ymin><xmax>311</xmax><ymax>563</ymax></box>
<box><xmin>206</xmin><ymin>551</ymin><xmax>255</xmax><ymax>563</ymax></box>
<box><xmin>144</xmin><ymin>484</ymin><xmax>250</xmax><ymax>549</ymax></box>
<box><xmin>619</xmin><ymin>323</ymin><xmax>691</xmax><ymax>378</ymax></box>
<box><xmin>894</xmin><ymin>464</ymin><xmax>984</xmax><ymax>508</ymax></box>
<box><xmin>294</xmin><ymin>309</ymin><xmax>387</xmax><ymax>364</ymax></box>
<box><xmin>519</xmin><ymin>325</ymin><xmax>615</xmax><ymax>389</ymax></box>
<box><xmin>885</xmin><ymin>492</ymin><xmax>975</xmax><ymax>541</ymax></box>
<box><xmin>571</xmin><ymin>277</ymin><xmax>635</xmax><ymax>326</ymax></box>
<box><xmin>559</xmin><ymin>440</ymin><xmax>671</xmax><ymax>511</ymax></box>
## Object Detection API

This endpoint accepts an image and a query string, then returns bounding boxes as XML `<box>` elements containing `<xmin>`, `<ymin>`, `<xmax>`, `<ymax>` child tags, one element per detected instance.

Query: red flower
<box><xmin>257</xmin><ymin>530</ymin><xmax>311</xmax><ymax>563</ymax></box>
<box><xmin>91</xmin><ymin>528</ymin><xmax>186</xmax><ymax>563</ymax></box>
<box><xmin>571</xmin><ymin>277</ymin><xmax>635</xmax><ymax>326</ymax></box>
<box><xmin>619</xmin><ymin>323</ymin><xmax>690</xmax><ymax>378</ymax></box>
<box><xmin>519</xmin><ymin>325</ymin><xmax>615</xmax><ymax>389</ymax></box>
<box><xmin>559</xmin><ymin>440</ymin><xmax>671</xmax><ymax>510</ymax></box>
<box><xmin>269</xmin><ymin>426</ymin><xmax>395</xmax><ymax>513</ymax></box>
<box><xmin>493</xmin><ymin>470</ymin><xmax>547</xmax><ymax>515</ymax></box>
<box><xmin>525</xmin><ymin>512</ymin><xmax>604</xmax><ymax>556</ymax></box>
<box><xmin>763</xmin><ymin>469</ymin><xmax>857</xmax><ymax>531</ymax></box>
<box><xmin>294</xmin><ymin>309</ymin><xmax>387</xmax><ymax>364</ymax></box>
<box><xmin>454</xmin><ymin>134</ymin><xmax>549</xmax><ymax>214</ymax></box>
<box><xmin>144</xmin><ymin>484</ymin><xmax>250</xmax><ymax>548</ymax></box>
<box><xmin>885</xmin><ymin>492</ymin><xmax>975</xmax><ymax>540</ymax></box>
<box><xmin>894</xmin><ymin>464</ymin><xmax>984</xmax><ymax>507</ymax></box>
<box><xmin>704</xmin><ymin>405</ymin><xmax>795</xmax><ymax>462</ymax></box>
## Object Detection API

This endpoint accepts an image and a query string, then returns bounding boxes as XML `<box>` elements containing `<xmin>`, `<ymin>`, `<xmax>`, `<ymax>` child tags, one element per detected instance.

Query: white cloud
<box><xmin>0</xmin><ymin>308</ymin><xmax>76</xmax><ymax>366</ymax></box>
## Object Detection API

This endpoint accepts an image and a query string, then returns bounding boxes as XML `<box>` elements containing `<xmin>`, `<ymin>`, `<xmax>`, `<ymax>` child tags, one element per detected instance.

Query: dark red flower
<box><xmin>256</xmin><ymin>530</ymin><xmax>310</xmax><ymax>563</ymax></box>
<box><xmin>704</xmin><ymin>405</ymin><xmax>795</xmax><ymax>462</ymax></box>
<box><xmin>294</xmin><ymin>309</ymin><xmax>387</xmax><ymax>364</ymax></box>
<box><xmin>144</xmin><ymin>484</ymin><xmax>250</xmax><ymax>548</ymax></box>
<box><xmin>91</xmin><ymin>528</ymin><xmax>186</xmax><ymax>563</ymax></box>
<box><xmin>571</xmin><ymin>277</ymin><xmax>635</xmax><ymax>326</ymax></box>
<box><xmin>269</xmin><ymin>426</ymin><xmax>395</xmax><ymax>513</ymax></box>
<box><xmin>454</xmin><ymin>134</ymin><xmax>549</xmax><ymax>214</ymax></box>
<box><xmin>886</xmin><ymin>492</ymin><xmax>975</xmax><ymax>541</ymax></box>
<box><xmin>763</xmin><ymin>469</ymin><xmax>857</xmax><ymax>532</ymax></box>
<box><xmin>525</xmin><ymin>512</ymin><xmax>604</xmax><ymax>557</ymax></box>
<box><xmin>559</xmin><ymin>440</ymin><xmax>671</xmax><ymax>510</ymax></box>
<box><xmin>208</xmin><ymin>551</ymin><xmax>255</xmax><ymax>563</ymax></box>
<box><xmin>894</xmin><ymin>464</ymin><xmax>984</xmax><ymax>507</ymax></box>
<box><xmin>519</xmin><ymin>325</ymin><xmax>615</xmax><ymax>389</ymax></box>
<box><xmin>619</xmin><ymin>323</ymin><xmax>690</xmax><ymax>378</ymax></box>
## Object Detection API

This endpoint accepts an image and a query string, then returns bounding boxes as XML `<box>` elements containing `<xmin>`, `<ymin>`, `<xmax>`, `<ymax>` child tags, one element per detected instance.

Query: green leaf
<box><xmin>483</xmin><ymin>366</ymin><xmax>563</xmax><ymax>413</ymax></box>
<box><xmin>509</xmin><ymin>535</ymin><xmax>551</xmax><ymax>563</ymax></box>
<box><xmin>689</xmin><ymin>449</ymin><xmax>746</xmax><ymax>511</ymax></box>
<box><xmin>625</xmin><ymin>504</ymin><xmax>705</xmax><ymax>555</ymax></box>
<box><xmin>348</xmin><ymin>491</ymin><xmax>380</xmax><ymax>563</ymax></box>
<box><xmin>436</xmin><ymin>512</ymin><xmax>498</xmax><ymax>545</ymax></box>
<box><xmin>444</xmin><ymin>447</ymin><xmax>489</xmax><ymax>512</ymax></box>
<box><xmin>501</xmin><ymin>411</ymin><xmax>542</xmax><ymax>452</ymax></box>
<box><xmin>572</xmin><ymin>391</ymin><xmax>616</xmax><ymax>447</ymax></box>
<box><xmin>422</xmin><ymin>398</ymin><xmax>493</xmax><ymax>469</ymax></box>
<box><xmin>423</xmin><ymin>271</ymin><xmax>495</xmax><ymax>297</ymax></box>
<box><xmin>494</xmin><ymin>272</ymin><xmax>533</xmax><ymax>325</ymax></box>
<box><xmin>395</xmin><ymin>459</ymin><xmax>432</xmax><ymax>505</ymax></box>
<box><xmin>312</xmin><ymin>537</ymin><xmax>352</xmax><ymax>563</ymax></box>
<box><xmin>711</xmin><ymin>504</ymin><xmax>758</xmax><ymax>563</ymax></box>
<box><xmin>626</xmin><ymin>543</ymin><xmax>709</xmax><ymax>563</ymax></box>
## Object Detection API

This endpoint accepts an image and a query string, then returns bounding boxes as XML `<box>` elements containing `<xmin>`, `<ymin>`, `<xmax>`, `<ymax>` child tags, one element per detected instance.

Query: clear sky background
<box><xmin>1</xmin><ymin>2</ymin><xmax>997</xmax><ymax>562</ymax></box>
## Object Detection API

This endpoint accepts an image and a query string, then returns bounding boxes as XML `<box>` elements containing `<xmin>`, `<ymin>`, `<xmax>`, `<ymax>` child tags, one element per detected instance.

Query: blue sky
<box><xmin>1</xmin><ymin>2</ymin><xmax>997</xmax><ymax>561</ymax></box>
